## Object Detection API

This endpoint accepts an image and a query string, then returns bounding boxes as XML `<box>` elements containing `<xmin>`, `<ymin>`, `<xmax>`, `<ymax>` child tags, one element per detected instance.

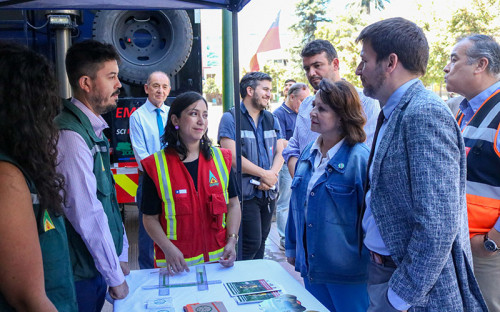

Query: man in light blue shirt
<box><xmin>282</xmin><ymin>39</ymin><xmax>380</xmax><ymax>178</ymax></box>
<box><xmin>444</xmin><ymin>34</ymin><xmax>500</xmax><ymax>311</ymax></box>
<box><xmin>129</xmin><ymin>71</ymin><xmax>170</xmax><ymax>269</ymax></box>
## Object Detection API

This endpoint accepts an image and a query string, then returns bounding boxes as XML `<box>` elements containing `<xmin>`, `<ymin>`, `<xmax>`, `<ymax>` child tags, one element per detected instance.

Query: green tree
<box><xmin>316</xmin><ymin>13</ymin><xmax>368</xmax><ymax>87</ymax></box>
<box><xmin>347</xmin><ymin>0</ymin><xmax>390</xmax><ymax>14</ymax></box>
<box><xmin>448</xmin><ymin>0</ymin><xmax>500</xmax><ymax>35</ymax></box>
<box><xmin>290</xmin><ymin>0</ymin><xmax>330</xmax><ymax>45</ymax></box>
<box><xmin>420</xmin><ymin>0</ymin><xmax>500</xmax><ymax>90</ymax></box>
<box><xmin>262</xmin><ymin>62</ymin><xmax>286</xmax><ymax>101</ymax></box>
<box><xmin>203</xmin><ymin>77</ymin><xmax>221</xmax><ymax>104</ymax></box>
<box><xmin>286</xmin><ymin>0</ymin><xmax>331</xmax><ymax>88</ymax></box>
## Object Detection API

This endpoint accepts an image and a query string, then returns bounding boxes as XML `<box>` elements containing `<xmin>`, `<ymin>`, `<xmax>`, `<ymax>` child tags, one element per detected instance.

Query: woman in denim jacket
<box><xmin>285</xmin><ymin>79</ymin><xmax>370</xmax><ymax>311</ymax></box>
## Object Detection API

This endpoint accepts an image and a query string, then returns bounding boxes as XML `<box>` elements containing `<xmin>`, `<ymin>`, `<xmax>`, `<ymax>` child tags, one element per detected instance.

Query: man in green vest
<box><xmin>55</xmin><ymin>40</ymin><xmax>129</xmax><ymax>312</ymax></box>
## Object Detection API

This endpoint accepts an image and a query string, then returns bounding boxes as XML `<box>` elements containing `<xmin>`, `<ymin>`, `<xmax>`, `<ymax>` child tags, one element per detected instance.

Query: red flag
<box><xmin>250</xmin><ymin>53</ymin><xmax>259</xmax><ymax>71</ymax></box>
<box><xmin>249</xmin><ymin>11</ymin><xmax>281</xmax><ymax>72</ymax></box>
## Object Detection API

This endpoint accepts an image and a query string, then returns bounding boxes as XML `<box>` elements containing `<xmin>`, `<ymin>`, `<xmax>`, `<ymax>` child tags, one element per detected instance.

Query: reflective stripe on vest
<box><xmin>211</xmin><ymin>147</ymin><xmax>229</xmax><ymax>203</ymax></box>
<box><xmin>90</xmin><ymin>144</ymin><xmax>108</xmax><ymax>157</ymax></box>
<box><xmin>208</xmin><ymin>247</ymin><xmax>225</xmax><ymax>261</ymax></box>
<box><xmin>31</xmin><ymin>193</ymin><xmax>39</xmax><ymax>205</ymax></box>
<box><xmin>152</xmin><ymin>147</ymin><xmax>231</xmax><ymax>265</ymax></box>
<box><xmin>155</xmin><ymin>253</ymin><xmax>205</xmax><ymax>267</ymax></box>
<box><xmin>467</xmin><ymin>180</ymin><xmax>500</xmax><ymax>201</ymax></box>
<box><xmin>211</xmin><ymin>147</ymin><xmax>229</xmax><ymax>228</ymax></box>
<box><xmin>459</xmin><ymin>89</ymin><xmax>500</xmax><ymax>235</ymax></box>
<box><xmin>153</xmin><ymin>150</ymin><xmax>177</xmax><ymax>240</ymax></box>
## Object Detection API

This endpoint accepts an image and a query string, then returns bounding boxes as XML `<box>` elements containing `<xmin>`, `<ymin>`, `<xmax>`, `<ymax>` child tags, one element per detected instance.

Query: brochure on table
<box><xmin>113</xmin><ymin>259</ymin><xmax>327</xmax><ymax>311</ymax></box>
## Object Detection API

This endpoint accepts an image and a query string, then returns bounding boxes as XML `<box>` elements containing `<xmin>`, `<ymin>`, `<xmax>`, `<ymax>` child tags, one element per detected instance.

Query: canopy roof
<box><xmin>0</xmin><ymin>0</ymin><xmax>252</xmax><ymax>12</ymax></box>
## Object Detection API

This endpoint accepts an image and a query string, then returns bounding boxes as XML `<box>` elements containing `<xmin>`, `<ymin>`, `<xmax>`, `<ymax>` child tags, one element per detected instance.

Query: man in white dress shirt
<box><xmin>129</xmin><ymin>71</ymin><xmax>171</xmax><ymax>269</ymax></box>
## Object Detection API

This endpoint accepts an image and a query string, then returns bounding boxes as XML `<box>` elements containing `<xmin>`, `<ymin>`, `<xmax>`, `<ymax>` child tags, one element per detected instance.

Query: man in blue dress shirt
<box><xmin>356</xmin><ymin>18</ymin><xmax>486</xmax><ymax>311</ymax></box>
<box><xmin>444</xmin><ymin>34</ymin><xmax>500</xmax><ymax>311</ymax></box>
<box><xmin>282</xmin><ymin>39</ymin><xmax>380</xmax><ymax>178</ymax></box>
<box><xmin>273</xmin><ymin>82</ymin><xmax>310</xmax><ymax>249</ymax></box>
<box><xmin>129</xmin><ymin>71</ymin><xmax>171</xmax><ymax>269</ymax></box>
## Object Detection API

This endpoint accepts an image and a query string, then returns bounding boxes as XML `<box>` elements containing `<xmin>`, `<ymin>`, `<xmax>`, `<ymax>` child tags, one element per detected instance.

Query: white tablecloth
<box><xmin>113</xmin><ymin>259</ymin><xmax>327</xmax><ymax>311</ymax></box>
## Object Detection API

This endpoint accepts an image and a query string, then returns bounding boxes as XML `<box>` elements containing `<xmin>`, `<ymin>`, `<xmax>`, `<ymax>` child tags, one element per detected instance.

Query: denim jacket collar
<box><xmin>301</xmin><ymin>140</ymin><xmax>351</xmax><ymax>177</ymax></box>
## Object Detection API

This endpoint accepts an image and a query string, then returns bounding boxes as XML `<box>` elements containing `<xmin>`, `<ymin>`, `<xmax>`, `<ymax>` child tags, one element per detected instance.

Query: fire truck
<box><xmin>0</xmin><ymin>9</ymin><xmax>202</xmax><ymax>204</ymax></box>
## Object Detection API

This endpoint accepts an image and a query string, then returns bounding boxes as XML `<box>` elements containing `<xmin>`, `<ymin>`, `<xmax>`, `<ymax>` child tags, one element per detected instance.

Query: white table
<box><xmin>113</xmin><ymin>259</ymin><xmax>327</xmax><ymax>311</ymax></box>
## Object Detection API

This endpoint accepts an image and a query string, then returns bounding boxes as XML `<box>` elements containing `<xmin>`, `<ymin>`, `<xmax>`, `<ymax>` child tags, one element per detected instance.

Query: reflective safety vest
<box><xmin>457</xmin><ymin>89</ymin><xmax>500</xmax><ymax>237</ymax></box>
<box><xmin>141</xmin><ymin>146</ymin><xmax>232</xmax><ymax>267</ymax></box>
<box><xmin>230</xmin><ymin>105</ymin><xmax>279</xmax><ymax>200</ymax></box>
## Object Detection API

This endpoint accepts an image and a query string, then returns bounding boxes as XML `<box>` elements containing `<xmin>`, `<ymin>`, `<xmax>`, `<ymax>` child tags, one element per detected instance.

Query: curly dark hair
<box><xmin>317</xmin><ymin>79</ymin><xmax>366</xmax><ymax>145</ymax></box>
<box><xmin>0</xmin><ymin>42</ymin><xmax>65</xmax><ymax>215</ymax></box>
<box><xmin>162</xmin><ymin>91</ymin><xmax>212</xmax><ymax>161</ymax></box>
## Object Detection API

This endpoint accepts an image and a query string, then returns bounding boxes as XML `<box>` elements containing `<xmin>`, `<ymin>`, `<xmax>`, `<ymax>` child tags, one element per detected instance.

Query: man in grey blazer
<box><xmin>355</xmin><ymin>18</ymin><xmax>487</xmax><ymax>311</ymax></box>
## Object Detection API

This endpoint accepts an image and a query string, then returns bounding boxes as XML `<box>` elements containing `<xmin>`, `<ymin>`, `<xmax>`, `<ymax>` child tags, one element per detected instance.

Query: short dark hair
<box><xmin>163</xmin><ymin>91</ymin><xmax>211</xmax><ymax>160</ymax></box>
<box><xmin>239</xmin><ymin>72</ymin><xmax>272</xmax><ymax>99</ymax></box>
<box><xmin>317</xmin><ymin>79</ymin><xmax>366</xmax><ymax>145</ymax></box>
<box><xmin>460</xmin><ymin>34</ymin><xmax>500</xmax><ymax>75</ymax></box>
<box><xmin>301</xmin><ymin>39</ymin><xmax>338</xmax><ymax>63</ymax></box>
<box><xmin>0</xmin><ymin>42</ymin><xmax>65</xmax><ymax>215</ymax></box>
<box><xmin>65</xmin><ymin>40</ymin><xmax>120</xmax><ymax>91</ymax></box>
<box><xmin>356</xmin><ymin>17</ymin><xmax>429</xmax><ymax>75</ymax></box>
<box><xmin>284</xmin><ymin>79</ymin><xmax>296</xmax><ymax>84</ymax></box>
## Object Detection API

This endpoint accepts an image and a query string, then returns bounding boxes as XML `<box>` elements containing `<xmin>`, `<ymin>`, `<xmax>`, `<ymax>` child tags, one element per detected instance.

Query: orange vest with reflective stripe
<box><xmin>141</xmin><ymin>146</ymin><xmax>232</xmax><ymax>267</ymax></box>
<box><xmin>457</xmin><ymin>89</ymin><xmax>500</xmax><ymax>237</ymax></box>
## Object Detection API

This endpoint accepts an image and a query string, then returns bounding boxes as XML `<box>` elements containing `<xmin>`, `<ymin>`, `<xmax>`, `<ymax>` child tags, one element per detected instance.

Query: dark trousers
<box><xmin>242</xmin><ymin>196</ymin><xmax>275</xmax><ymax>260</ymax></box>
<box><xmin>367</xmin><ymin>260</ymin><xmax>400</xmax><ymax>312</ymax></box>
<box><xmin>74</xmin><ymin>273</ymin><xmax>106</xmax><ymax>312</ymax></box>
<box><xmin>137</xmin><ymin>174</ymin><xmax>154</xmax><ymax>269</ymax></box>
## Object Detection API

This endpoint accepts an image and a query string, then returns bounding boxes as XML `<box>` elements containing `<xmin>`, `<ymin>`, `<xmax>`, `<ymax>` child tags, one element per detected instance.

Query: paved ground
<box><xmin>102</xmin><ymin>204</ymin><xmax>301</xmax><ymax>311</ymax></box>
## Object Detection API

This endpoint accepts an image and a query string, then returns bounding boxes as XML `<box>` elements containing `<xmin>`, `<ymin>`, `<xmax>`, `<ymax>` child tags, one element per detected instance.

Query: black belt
<box><xmin>369</xmin><ymin>251</ymin><xmax>397</xmax><ymax>268</ymax></box>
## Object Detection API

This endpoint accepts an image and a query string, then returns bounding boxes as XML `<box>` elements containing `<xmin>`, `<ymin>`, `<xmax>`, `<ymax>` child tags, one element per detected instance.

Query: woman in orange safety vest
<box><xmin>141</xmin><ymin>91</ymin><xmax>241</xmax><ymax>275</ymax></box>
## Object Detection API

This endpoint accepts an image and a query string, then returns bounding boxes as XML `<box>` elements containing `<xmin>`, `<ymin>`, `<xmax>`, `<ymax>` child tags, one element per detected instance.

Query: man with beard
<box><xmin>218</xmin><ymin>72</ymin><xmax>285</xmax><ymax>260</ymax></box>
<box><xmin>55</xmin><ymin>40</ymin><xmax>129</xmax><ymax>311</ymax></box>
<box><xmin>129</xmin><ymin>71</ymin><xmax>171</xmax><ymax>269</ymax></box>
<box><xmin>283</xmin><ymin>39</ymin><xmax>380</xmax><ymax>178</ymax></box>
<box><xmin>356</xmin><ymin>18</ymin><xmax>486</xmax><ymax>311</ymax></box>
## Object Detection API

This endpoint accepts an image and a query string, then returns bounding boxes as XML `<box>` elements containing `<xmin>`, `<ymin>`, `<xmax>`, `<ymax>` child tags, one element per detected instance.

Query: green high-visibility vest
<box><xmin>0</xmin><ymin>150</ymin><xmax>78</xmax><ymax>311</ymax></box>
<box><xmin>55</xmin><ymin>99</ymin><xmax>124</xmax><ymax>282</ymax></box>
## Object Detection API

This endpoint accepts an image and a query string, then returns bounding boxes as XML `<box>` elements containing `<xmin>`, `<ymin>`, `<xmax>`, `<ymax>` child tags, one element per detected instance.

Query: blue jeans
<box><xmin>276</xmin><ymin>165</ymin><xmax>292</xmax><ymax>245</ymax></box>
<box><xmin>74</xmin><ymin>273</ymin><xmax>106</xmax><ymax>312</ymax></box>
<box><xmin>304</xmin><ymin>278</ymin><xmax>369</xmax><ymax>312</ymax></box>
<box><xmin>137</xmin><ymin>174</ymin><xmax>154</xmax><ymax>269</ymax></box>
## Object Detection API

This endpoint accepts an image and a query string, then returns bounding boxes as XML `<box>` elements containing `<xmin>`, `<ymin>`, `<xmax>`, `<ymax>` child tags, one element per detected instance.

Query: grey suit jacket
<box><xmin>370</xmin><ymin>81</ymin><xmax>487</xmax><ymax>311</ymax></box>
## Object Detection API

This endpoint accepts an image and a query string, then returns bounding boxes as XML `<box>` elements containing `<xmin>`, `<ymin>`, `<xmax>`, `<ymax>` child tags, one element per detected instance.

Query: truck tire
<box><xmin>93</xmin><ymin>10</ymin><xmax>193</xmax><ymax>85</ymax></box>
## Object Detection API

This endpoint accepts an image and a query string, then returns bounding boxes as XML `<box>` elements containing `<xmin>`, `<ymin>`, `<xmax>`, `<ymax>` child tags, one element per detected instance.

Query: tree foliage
<box><xmin>284</xmin><ymin>0</ymin><xmax>499</xmax><ymax>96</ymax></box>
<box><xmin>290</xmin><ymin>0</ymin><xmax>330</xmax><ymax>45</ymax></box>
<box><xmin>448</xmin><ymin>0</ymin><xmax>500</xmax><ymax>35</ymax></box>
<box><xmin>347</xmin><ymin>0</ymin><xmax>391</xmax><ymax>15</ymax></box>
<box><xmin>420</xmin><ymin>0</ymin><xmax>500</xmax><ymax>87</ymax></box>
<box><xmin>316</xmin><ymin>13</ymin><xmax>368</xmax><ymax>87</ymax></box>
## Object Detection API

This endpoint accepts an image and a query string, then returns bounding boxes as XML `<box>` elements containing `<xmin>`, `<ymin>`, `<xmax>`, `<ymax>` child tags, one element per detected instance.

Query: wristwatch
<box><xmin>227</xmin><ymin>233</ymin><xmax>239</xmax><ymax>242</ymax></box>
<box><xmin>483</xmin><ymin>233</ymin><xmax>500</xmax><ymax>252</ymax></box>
